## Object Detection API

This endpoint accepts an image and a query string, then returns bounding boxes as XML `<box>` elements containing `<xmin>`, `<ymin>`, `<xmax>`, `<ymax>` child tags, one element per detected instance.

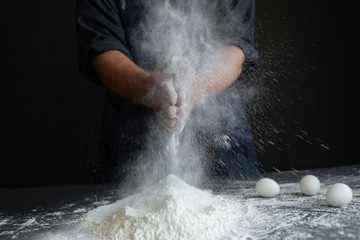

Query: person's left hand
<box><xmin>151</xmin><ymin>55</ymin><xmax>198</xmax><ymax>134</ymax></box>
<box><xmin>165</xmin><ymin>56</ymin><xmax>197</xmax><ymax>134</ymax></box>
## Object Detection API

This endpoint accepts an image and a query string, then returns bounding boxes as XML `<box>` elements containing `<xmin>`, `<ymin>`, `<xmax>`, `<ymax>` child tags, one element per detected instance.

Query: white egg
<box><xmin>300</xmin><ymin>175</ymin><xmax>320</xmax><ymax>196</ymax></box>
<box><xmin>326</xmin><ymin>183</ymin><xmax>352</xmax><ymax>207</ymax></box>
<box><xmin>256</xmin><ymin>178</ymin><xmax>280</xmax><ymax>198</ymax></box>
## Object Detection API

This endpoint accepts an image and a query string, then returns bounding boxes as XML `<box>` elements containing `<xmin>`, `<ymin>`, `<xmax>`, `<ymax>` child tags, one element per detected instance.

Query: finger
<box><xmin>167</xmin><ymin>105</ymin><xmax>177</xmax><ymax>119</ymax></box>
<box><xmin>153</xmin><ymin>98</ymin><xmax>177</xmax><ymax>121</ymax></box>
<box><xmin>175</xmin><ymin>118</ymin><xmax>186</xmax><ymax>134</ymax></box>
<box><xmin>165</xmin><ymin>118</ymin><xmax>177</xmax><ymax>128</ymax></box>
<box><xmin>177</xmin><ymin>104</ymin><xmax>186</xmax><ymax>119</ymax></box>
<box><xmin>176</xmin><ymin>90</ymin><xmax>187</xmax><ymax>106</ymax></box>
<box><xmin>156</xmin><ymin>111</ymin><xmax>176</xmax><ymax>132</ymax></box>
<box><xmin>159</xmin><ymin>81</ymin><xmax>178</xmax><ymax>105</ymax></box>
<box><xmin>158</xmin><ymin>109</ymin><xmax>177</xmax><ymax>128</ymax></box>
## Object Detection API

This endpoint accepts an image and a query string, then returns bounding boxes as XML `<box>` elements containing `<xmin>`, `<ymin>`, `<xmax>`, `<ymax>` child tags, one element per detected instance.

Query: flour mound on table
<box><xmin>83</xmin><ymin>174</ymin><xmax>252</xmax><ymax>240</ymax></box>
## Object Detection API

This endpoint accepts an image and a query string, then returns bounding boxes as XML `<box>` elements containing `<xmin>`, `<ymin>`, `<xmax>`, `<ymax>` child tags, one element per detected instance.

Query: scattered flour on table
<box><xmin>82</xmin><ymin>174</ymin><xmax>260</xmax><ymax>240</ymax></box>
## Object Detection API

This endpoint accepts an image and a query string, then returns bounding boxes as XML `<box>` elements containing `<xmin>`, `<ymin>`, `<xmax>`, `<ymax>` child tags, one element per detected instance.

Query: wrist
<box><xmin>138</xmin><ymin>70</ymin><xmax>153</xmax><ymax>107</ymax></box>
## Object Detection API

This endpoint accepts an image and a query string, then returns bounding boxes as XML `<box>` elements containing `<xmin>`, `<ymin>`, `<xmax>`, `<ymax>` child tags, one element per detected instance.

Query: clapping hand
<box><xmin>148</xmin><ymin>56</ymin><xmax>197</xmax><ymax>134</ymax></box>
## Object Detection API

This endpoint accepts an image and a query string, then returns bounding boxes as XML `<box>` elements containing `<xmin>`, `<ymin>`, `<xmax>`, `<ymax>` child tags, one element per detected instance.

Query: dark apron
<box><xmin>94</xmin><ymin>0</ymin><xmax>258</xmax><ymax>183</ymax></box>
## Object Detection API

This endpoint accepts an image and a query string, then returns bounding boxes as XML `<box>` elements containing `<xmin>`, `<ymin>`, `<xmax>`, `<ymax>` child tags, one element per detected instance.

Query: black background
<box><xmin>0</xmin><ymin>0</ymin><xmax>356</xmax><ymax>188</ymax></box>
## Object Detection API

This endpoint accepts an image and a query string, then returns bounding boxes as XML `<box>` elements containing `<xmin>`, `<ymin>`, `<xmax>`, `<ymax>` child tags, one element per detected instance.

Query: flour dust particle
<box><xmin>82</xmin><ymin>174</ymin><xmax>257</xmax><ymax>240</ymax></box>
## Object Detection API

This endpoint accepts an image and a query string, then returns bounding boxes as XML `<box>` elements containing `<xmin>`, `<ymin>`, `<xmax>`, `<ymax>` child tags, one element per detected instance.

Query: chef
<box><xmin>76</xmin><ymin>0</ymin><xmax>259</xmax><ymax>183</ymax></box>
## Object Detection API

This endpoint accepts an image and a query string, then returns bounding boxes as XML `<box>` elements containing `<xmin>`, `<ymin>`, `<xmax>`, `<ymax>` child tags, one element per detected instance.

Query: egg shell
<box><xmin>326</xmin><ymin>183</ymin><xmax>352</xmax><ymax>207</ymax></box>
<box><xmin>256</xmin><ymin>178</ymin><xmax>280</xmax><ymax>198</ymax></box>
<box><xmin>300</xmin><ymin>175</ymin><xmax>320</xmax><ymax>196</ymax></box>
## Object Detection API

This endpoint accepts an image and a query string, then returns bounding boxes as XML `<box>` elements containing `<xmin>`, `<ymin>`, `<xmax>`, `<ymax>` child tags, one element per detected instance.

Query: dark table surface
<box><xmin>0</xmin><ymin>165</ymin><xmax>359</xmax><ymax>240</ymax></box>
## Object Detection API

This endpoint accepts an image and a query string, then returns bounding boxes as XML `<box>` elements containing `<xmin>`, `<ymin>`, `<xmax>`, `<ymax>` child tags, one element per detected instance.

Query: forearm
<box><xmin>195</xmin><ymin>46</ymin><xmax>245</xmax><ymax>102</ymax></box>
<box><xmin>92</xmin><ymin>50</ymin><xmax>151</xmax><ymax>107</ymax></box>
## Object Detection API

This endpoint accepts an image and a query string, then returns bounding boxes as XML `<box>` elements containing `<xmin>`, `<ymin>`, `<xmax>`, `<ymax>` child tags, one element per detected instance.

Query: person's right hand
<box><xmin>147</xmin><ymin>56</ymin><xmax>198</xmax><ymax>134</ymax></box>
<box><xmin>146</xmin><ymin>59</ymin><xmax>179</xmax><ymax>132</ymax></box>
<box><xmin>165</xmin><ymin>56</ymin><xmax>197</xmax><ymax>134</ymax></box>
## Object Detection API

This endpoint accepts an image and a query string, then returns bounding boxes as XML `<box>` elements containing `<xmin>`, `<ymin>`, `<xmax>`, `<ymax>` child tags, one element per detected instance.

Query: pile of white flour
<box><xmin>82</xmin><ymin>174</ymin><xmax>255</xmax><ymax>240</ymax></box>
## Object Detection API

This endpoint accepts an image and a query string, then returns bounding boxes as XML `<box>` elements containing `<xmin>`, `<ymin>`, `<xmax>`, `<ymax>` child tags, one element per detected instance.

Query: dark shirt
<box><xmin>75</xmin><ymin>0</ymin><xmax>259</xmax><ymax>183</ymax></box>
